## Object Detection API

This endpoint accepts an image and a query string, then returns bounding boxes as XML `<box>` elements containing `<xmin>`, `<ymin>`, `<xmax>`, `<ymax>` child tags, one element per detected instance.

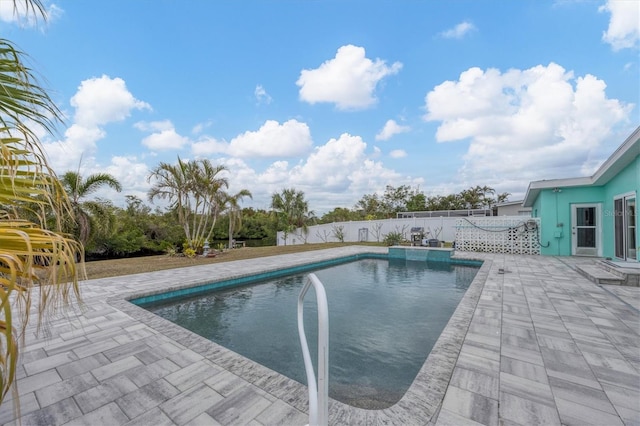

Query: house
<box><xmin>523</xmin><ymin>126</ymin><xmax>639</xmax><ymax>262</ymax></box>
<box><xmin>493</xmin><ymin>200</ymin><xmax>532</xmax><ymax>217</ymax></box>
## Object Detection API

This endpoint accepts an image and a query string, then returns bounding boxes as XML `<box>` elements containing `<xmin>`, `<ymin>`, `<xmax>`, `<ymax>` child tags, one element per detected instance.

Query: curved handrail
<box><xmin>297</xmin><ymin>273</ymin><xmax>329</xmax><ymax>426</ymax></box>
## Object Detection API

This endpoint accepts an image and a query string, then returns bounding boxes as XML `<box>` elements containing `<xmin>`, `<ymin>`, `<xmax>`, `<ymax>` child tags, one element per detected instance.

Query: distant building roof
<box><xmin>494</xmin><ymin>200</ymin><xmax>525</xmax><ymax>207</ymax></box>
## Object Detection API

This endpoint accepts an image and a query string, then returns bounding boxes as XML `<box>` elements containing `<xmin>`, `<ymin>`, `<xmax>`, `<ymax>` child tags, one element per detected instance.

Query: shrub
<box><xmin>382</xmin><ymin>231</ymin><xmax>404</xmax><ymax>246</ymax></box>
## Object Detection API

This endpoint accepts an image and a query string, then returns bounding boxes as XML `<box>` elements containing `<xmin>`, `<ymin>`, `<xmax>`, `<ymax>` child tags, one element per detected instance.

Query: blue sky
<box><xmin>3</xmin><ymin>0</ymin><xmax>639</xmax><ymax>214</ymax></box>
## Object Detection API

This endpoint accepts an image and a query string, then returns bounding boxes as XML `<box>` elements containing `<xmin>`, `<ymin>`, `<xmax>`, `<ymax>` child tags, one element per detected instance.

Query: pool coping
<box><xmin>107</xmin><ymin>247</ymin><xmax>489</xmax><ymax>424</ymax></box>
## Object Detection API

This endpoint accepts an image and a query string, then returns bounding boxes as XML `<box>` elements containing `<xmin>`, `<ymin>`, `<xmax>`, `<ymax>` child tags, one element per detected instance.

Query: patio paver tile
<box><xmin>183</xmin><ymin>412</ymin><xmax>222</xmax><ymax>426</ymax></box>
<box><xmin>499</xmin><ymin>392</ymin><xmax>560</xmax><ymax>425</ymax></box>
<box><xmin>90</xmin><ymin>355</ymin><xmax>144</xmax><ymax>382</ymax></box>
<box><xmin>160</xmin><ymin>383</ymin><xmax>223</xmax><ymax>425</ymax></box>
<box><xmin>554</xmin><ymin>397</ymin><xmax>624</xmax><ymax>426</ymax></box>
<box><xmin>449</xmin><ymin>367</ymin><xmax>499</xmax><ymax>400</ymax></box>
<box><xmin>3</xmin><ymin>248</ymin><xmax>638</xmax><ymax>426</ymax></box>
<box><xmin>123</xmin><ymin>407</ymin><xmax>176</xmax><ymax>426</ymax></box>
<box><xmin>164</xmin><ymin>360</ymin><xmax>222</xmax><ymax>392</ymax></box>
<box><xmin>23</xmin><ymin>351</ymin><xmax>78</xmax><ymax>376</ymax></box>
<box><xmin>441</xmin><ymin>385</ymin><xmax>498</xmax><ymax>426</ymax></box>
<box><xmin>15</xmin><ymin>368</ymin><xmax>61</xmax><ymax>396</ymax></box>
<box><xmin>499</xmin><ymin>372</ymin><xmax>555</xmax><ymax>407</ymax></box>
<box><xmin>115</xmin><ymin>378</ymin><xmax>180</xmax><ymax>419</ymax></box>
<box><xmin>499</xmin><ymin>356</ymin><xmax>548</xmax><ymax>384</ymax></box>
<box><xmin>0</xmin><ymin>392</ymin><xmax>39</xmax><ymax>424</ymax></box>
<box><xmin>35</xmin><ymin>372</ymin><xmax>98</xmax><ymax>408</ymax></box>
<box><xmin>254</xmin><ymin>399</ymin><xmax>307</xmax><ymax>426</ymax></box>
<box><xmin>73</xmin><ymin>375</ymin><xmax>138</xmax><ymax>414</ymax></box>
<box><xmin>206</xmin><ymin>386</ymin><xmax>272</xmax><ymax>426</ymax></box>
<box><xmin>61</xmin><ymin>402</ymin><xmax>129</xmax><ymax>426</ymax></box>
<box><xmin>8</xmin><ymin>397</ymin><xmax>82</xmax><ymax>426</ymax></box>
<box><xmin>548</xmin><ymin>376</ymin><xmax>618</xmax><ymax>415</ymax></box>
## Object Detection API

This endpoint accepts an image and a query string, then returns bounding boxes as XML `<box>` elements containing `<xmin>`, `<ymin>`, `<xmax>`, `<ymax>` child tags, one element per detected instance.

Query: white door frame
<box><xmin>571</xmin><ymin>203</ymin><xmax>602</xmax><ymax>257</ymax></box>
<box><xmin>614</xmin><ymin>192</ymin><xmax>637</xmax><ymax>261</ymax></box>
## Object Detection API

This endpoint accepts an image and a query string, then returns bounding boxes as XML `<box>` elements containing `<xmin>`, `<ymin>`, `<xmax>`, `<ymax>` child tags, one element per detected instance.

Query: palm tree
<box><xmin>148</xmin><ymin>157</ymin><xmax>229</xmax><ymax>251</ymax></box>
<box><xmin>60</xmin><ymin>171</ymin><xmax>122</xmax><ymax>246</ymax></box>
<box><xmin>270</xmin><ymin>188</ymin><xmax>314</xmax><ymax>245</ymax></box>
<box><xmin>224</xmin><ymin>189</ymin><xmax>252</xmax><ymax>249</ymax></box>
<box><xmin>0</xmin><ymin>3</ymin><xmax>82</xmax><ymax>403</ymax></box>
<box><xmin>147</xmin><ymin>157</ymin><xmax>192</xmax><ymax>241</ymax></box>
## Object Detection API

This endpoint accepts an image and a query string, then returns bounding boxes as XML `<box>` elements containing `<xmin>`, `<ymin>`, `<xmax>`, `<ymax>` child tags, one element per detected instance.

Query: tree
<box><xmin>382</xmin><ymin>184</ymin><xmax>412</xmax><ymax>215</ymax></box>
<box><xmin>270</xmin><ymin>188</ymin><xmax>314</xmax><ymax>245</ymax></box>
<box><xmin>148</xmin><ymin>157</ymin><xmax>229</xmax><ymax>251</ymax></box>
<box><xmin>60</xmin><ymin>171</ymin><xmax>122</xmax><ymax>247</ymax></box>
<box><xmin>460</xmin><ymin>186</ymin><xmax>485</xmax><ymax>209</ymax></box>
<box><xmin>405</xmin><ymin>190</ymin><xmax>426</xmax><ymax>212</ymax></box>
<box><xmin>0</xmin><ymin>6</ymin><xmax>82</xmax><ymax>403</ymax></box>
<box><xmin>354</xmin><ymin>193</ymin><xmax>385</xmax><ymax>220</ymax></box>
<box><xmin>319</xmin><ymin>207</ymin><xmax>359</xmax><ymax>224</ymax></box>
<box><xmin>425</xmin><ymin>194</ymin><xmax>466</xmax><ymax>211</ymax></box>
<box><xmin>224</xmin><ymin>189</ymin><xmax>252</xmax><ymax>249</ymax></box>
<box><xmin>354</xmin><ymin>185</ymin><xmax>425</xmax><ymax>218</ymax></box>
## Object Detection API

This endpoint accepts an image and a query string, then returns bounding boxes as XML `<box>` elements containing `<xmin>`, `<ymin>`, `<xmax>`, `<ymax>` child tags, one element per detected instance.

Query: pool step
<box><xmin>575</xmin><ymin>264</ymin><xmax>632</xmax><ymax>286</ymax></box>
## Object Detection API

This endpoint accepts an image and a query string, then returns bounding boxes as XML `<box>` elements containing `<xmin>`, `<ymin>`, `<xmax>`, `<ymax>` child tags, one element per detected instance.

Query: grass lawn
<box><xmin>83</xmin><ymin>242</ymin><xmax>386</xmax><ymax>280</ymax></box>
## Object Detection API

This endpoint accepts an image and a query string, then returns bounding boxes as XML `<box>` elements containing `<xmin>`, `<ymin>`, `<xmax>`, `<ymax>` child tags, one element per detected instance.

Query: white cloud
<box><xmin>199</xmin><ymin>119</ymin><xmax>313</xmax><ymax>158</ymax></box>
<box><xmin>296</xmin><ymin>45</ymin><xmax>402</xmax><ymax>110</ymax></box>
<box><xmin>375</xmin><ymin>119</ymin><xmax>411</xmax><ymax>141</ymax></box>
<box><xmin>101</xmin><ymin>156</ymin><xmax>152</xmax><ymax>202</ymax></box>
<box><xmin>218</xmin><ymin>133</ymin><xmax>410</xmax><ymax>213</ymax></box>
<box><xmin>192</xmin><ymin>120</ymin><xmax>213</xmax><ymax>135</ymax></box>
<box><xmin>389</xmin><ymin>149</ymin><xmax>407</xmax><ymax>158</ymax></box>
<box><xmin>290</xmin><ymin>133</ymin><xmax>368</xmax><ymax>190</ymax></box>
<box><xmin>255</xmin><ymin>85</ymin><xmax>272</xmax><ymax>105</ymax></box>
<box><xmin>43</xmin><ymin>75</ymin><xmax>150</xmax><ymax>173</ymax></box>
<box><xmin>43</xmin><ymin>124</ymin><xmax>105</xmax><ymax>172</ymax></box>
<box><xmin>259</xmin><ymin>160</ymin><xmax>291</xmax><ymax>185</ymax></box>
<box><xmin>439</xmin><ymin>21</ymin><xmax>477</xmax><ymax>39</ymax></box>
<box><xmin>599</xmin><ymin>0</ymin><xmax>640</xmax><ymax>51</ymax></box>
<box><xmin>191</xmin><ymin>136</ymin><xmax>229</xmax><ymax>156</ymax></box>
<box><xmin>424</xmin><ymin>62</ymin><xmax>632</xmax><ymax>186</ymax></box>
<box><xmin>71</xmin><ymin>75</ymin><xmax>150</xmax><ymax>127</ymax></box>
<box><xmin>134</xmin><ymin>120</ymin><xmax>173</xmax><ymax>132</ymax></box>
<box><xmin>230</xmin><ymin>120</ymin><xmax>312</xmax><ymax>157</ymax></box>
<box><xmin>141</xmin><ymin>128</ymin><xmax>189</xmax><ymax>151</ymax></box>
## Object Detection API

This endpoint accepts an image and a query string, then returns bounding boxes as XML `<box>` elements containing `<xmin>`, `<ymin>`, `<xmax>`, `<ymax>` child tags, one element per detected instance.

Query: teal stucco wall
<box><xmin>534</xmin><ymin>186</ymin><xmax>604</xmax><ymax>256</ymax></box>
<box><xmin>534</xmin><ymin>156</ymin><xmax>639</xmax><ymax>258</ymax></box>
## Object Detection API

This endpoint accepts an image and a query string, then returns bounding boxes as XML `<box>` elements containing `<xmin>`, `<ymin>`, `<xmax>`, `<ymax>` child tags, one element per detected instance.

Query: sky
<box><xmin>3</xmin><ymin>0</ymin><xmax>639</xmax><ymax>214</ymax></box>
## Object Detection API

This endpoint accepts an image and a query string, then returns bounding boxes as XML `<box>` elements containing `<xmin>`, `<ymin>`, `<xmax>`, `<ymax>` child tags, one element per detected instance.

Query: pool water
<box><xmin>141</xmin><ymin>257</ymin><xmax>478</xmax><ymax>409</ymax></box>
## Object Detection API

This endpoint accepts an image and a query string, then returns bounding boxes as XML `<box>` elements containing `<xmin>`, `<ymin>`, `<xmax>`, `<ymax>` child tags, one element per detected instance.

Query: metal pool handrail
<box><xmin>297</xmin><ymin>273</ymin><xmax>329</xmax><ymax>426</ymax></box>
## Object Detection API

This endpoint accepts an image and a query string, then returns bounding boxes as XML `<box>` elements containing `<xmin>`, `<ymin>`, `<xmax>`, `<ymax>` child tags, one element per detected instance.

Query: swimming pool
<box><xmin>136</xmin><ymin>256</ymin><xmax>479</xmax><ymax>409</ymax></box>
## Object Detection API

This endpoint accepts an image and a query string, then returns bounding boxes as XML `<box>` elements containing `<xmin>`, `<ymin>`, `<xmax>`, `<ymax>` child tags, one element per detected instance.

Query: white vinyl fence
<box><xmin>277</xmin><ymin>217</ymin><xmax>459</xmax><ymax>246</ymax></box>
<box><xmin>278</xmin><ymin>216</ymin><xmax>542</xmax><ymax>255</ymax></box>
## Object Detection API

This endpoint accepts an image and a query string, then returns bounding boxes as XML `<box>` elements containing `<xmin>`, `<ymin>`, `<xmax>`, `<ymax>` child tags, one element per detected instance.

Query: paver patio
<box><xmin>0</xmin><ymin>246</ymin><xmax>638</xmax><ymax>425</ymax></box>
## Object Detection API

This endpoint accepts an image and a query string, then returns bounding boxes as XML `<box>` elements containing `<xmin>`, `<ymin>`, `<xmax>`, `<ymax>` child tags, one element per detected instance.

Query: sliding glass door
<box><xmin>615</xmin><ymin>194</ymin><xmax>636</xmax><ymax>261</ymax></box>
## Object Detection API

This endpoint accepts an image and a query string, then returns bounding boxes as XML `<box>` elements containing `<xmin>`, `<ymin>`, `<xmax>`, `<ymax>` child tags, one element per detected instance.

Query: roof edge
<box><xmin>523</xmin><ymin>126</ymin><xmax>640</xmax><ymax>207</ymax></box>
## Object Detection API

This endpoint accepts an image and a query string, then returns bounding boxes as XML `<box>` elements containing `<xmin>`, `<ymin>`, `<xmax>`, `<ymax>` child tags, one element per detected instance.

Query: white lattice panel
<box><xmin>455</xmin><ymin>217</ymin><xmax>541</xmax><ymax>255</ymax></box>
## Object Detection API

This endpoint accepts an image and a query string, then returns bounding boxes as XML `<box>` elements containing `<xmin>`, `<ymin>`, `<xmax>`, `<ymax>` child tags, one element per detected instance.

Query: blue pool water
<box><xmin>139</xmin><ymin>257</ymin><xmax>479</xmax><ymax>409</ymax></box>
